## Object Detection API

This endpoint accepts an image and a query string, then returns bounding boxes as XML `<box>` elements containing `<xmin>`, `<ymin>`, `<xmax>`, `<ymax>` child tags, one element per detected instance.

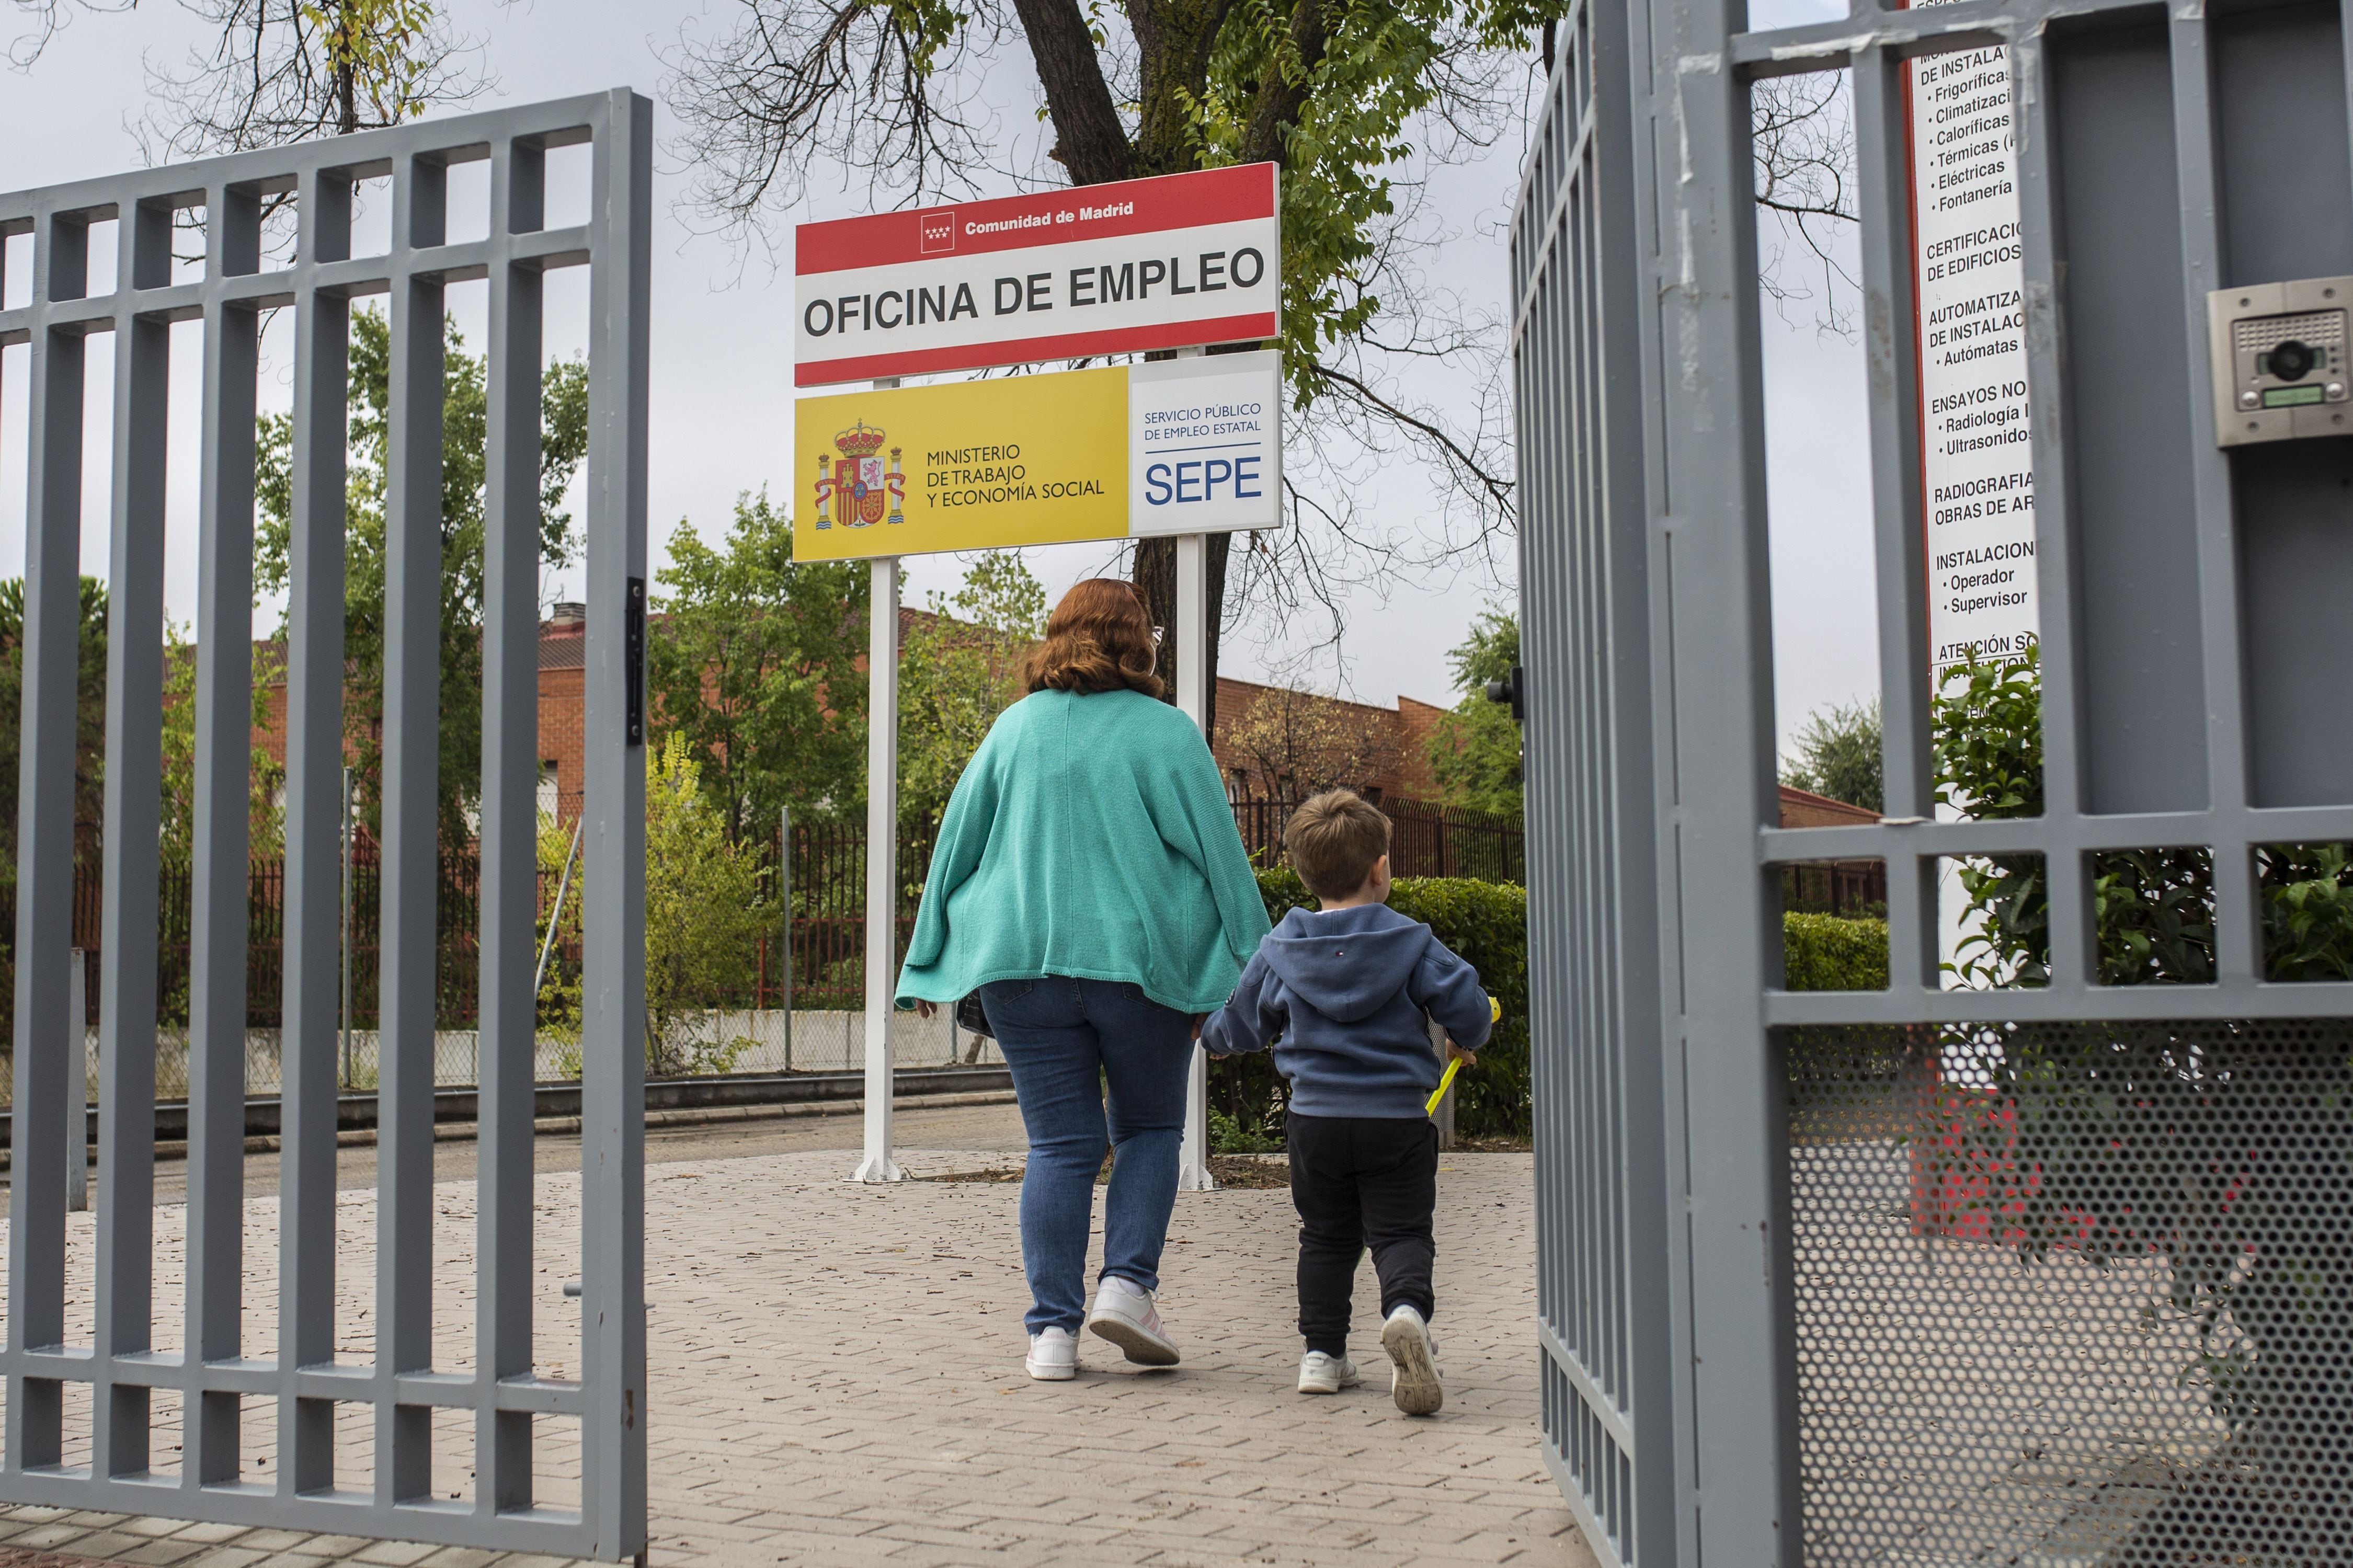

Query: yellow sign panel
<box><xmin>794</xmin><ymin>367</ymin><xmax>1128</xmax><ymax>560</ymax></box>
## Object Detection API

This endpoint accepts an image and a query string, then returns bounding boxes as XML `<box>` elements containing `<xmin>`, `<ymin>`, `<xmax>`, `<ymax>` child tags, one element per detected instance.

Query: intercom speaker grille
<box><xmin>2233</xmin><ymin>308</ymin><xmax>2345</xmax><ymax>353</ymax></box>
<box><xmin>1783</xmin><ymin>1021</ymin><xmax>2353</xmax><ymax>1566</ymax></box>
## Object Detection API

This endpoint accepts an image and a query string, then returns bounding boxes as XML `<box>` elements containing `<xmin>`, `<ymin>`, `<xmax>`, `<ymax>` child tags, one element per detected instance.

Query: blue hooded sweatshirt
<box><xmin>1199</xmin><ymin>902</ymin><xmax>1493</xmax><ymax>1119</ymax></box>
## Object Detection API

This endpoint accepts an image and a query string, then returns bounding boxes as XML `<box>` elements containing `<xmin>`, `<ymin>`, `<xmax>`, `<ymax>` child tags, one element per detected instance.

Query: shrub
<box><xmin>1783</xmin><ymin>913</ymin><xmax>1890</xmax><ymax>992</ymax></box>
<box><xmin>1212</xmin><ymin>867</ymin><xmax>1532</xmax><ymax>1142</ymax></box>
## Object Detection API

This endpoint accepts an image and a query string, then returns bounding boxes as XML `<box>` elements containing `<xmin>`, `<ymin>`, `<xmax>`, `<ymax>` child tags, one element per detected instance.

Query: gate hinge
<box><xmin>1486</xmin><ymin>664</ymin><xmax>1524</xmax><ymax>725</ymax></box>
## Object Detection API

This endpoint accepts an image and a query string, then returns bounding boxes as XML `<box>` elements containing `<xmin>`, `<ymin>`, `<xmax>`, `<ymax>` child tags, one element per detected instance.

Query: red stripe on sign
<box><xmin>797</xmin><ymin>165</ymin><xmax>1276</xmax><ymax>275</ymax></box>
<box><xmin>793</xmin><ymin>313</ymin><xmax>1280</xmax><ymax>386</ymax></box>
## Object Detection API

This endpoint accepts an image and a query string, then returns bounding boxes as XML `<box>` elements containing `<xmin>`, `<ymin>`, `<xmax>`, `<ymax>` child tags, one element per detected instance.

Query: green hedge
<box><xmin>1199</xmin><ymin>892</ymin><xmax>1881</xmax><ymax>1146</ymax></box>
<box><xmin>1783</xmin><ymin>912</ymin><xmax>1890</xmax><ymax>991</ymax></box>
<box><xmin>1206</xmin><ymin>868</ymin><xmax>1531</xmax><ymax>1143</ymax></box>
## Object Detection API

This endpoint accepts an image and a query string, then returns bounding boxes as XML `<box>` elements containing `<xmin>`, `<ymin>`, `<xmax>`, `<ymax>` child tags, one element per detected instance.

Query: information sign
<box><xmin>794</xmin><ymin>165</ymin><xmax>1280</xmax><ymax>386</ymax></box>
<box><xmin>1129</xmin><ymin>353</ymin><xmax>1282</xmax><ymax>537</ymax></box>
<box><xmin>793</xmin><ymin>353</ymin><xmax>1282</xmax><ymax>559</ymax></box>
<box><xmin>1909</xmin><ymin>27</ymin><xmax>2038</xmax><ymax>669</ymax></box>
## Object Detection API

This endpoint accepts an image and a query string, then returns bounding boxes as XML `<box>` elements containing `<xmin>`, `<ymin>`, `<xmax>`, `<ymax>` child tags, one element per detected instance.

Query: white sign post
<box><xmin>1910</xmin><ymin>35</ymin><xmax>2039</xmax><ymax>671</ymax></box>
<box><xmin>856</xmin><ymin>551</ymin><xmax>906</xmax><ymax>1184</ymax></box>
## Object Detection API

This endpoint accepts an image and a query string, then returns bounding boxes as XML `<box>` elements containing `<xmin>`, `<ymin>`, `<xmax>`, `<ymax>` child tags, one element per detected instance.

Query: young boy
<box><xmin>1200</xmin><ymin>788</ymin><xmax>1492</xmax><ymax>1415</ymax></box>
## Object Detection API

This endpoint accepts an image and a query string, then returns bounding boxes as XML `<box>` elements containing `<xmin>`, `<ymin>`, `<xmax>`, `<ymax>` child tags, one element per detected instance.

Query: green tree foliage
<box><xmin>157</xmin><ymin>621</ymin><xmax>285</xmax><ymax>869</ymax></box>
<box><xmin>897</xmin><ymin>552</ymin><xmax>1046</xmax><ymax>821</ymax></box>
<box><xmin>1424</xmin><ymin>607</ymin><xmax>1522</xmax><ymax>816</ymax></box>
<box><xmin>647</xmin><ymin>492</ymin><xmax>870</xmax><ymax>838</ymax></box>
<box><xmin>1780</xmin><ymin>695</ymin><xmax>1882</xmax><ymax>812</ymax></box>
<box><xmin>2259</xmin><ymin>842</ymin><xmax>2353</xmax><ymax>981</ymax></box>
<box><xmin>532</xmin><ymin>807</ymin><xmax>585</xmax><ymax>1065</ymax></box>
<box><xmin>0</xmin><ymin>575</ymin><xmax>109</xmax><ymax>877</ymax></box>
<box><xmin>255</xmin><ymin>306</ymin><xmax>591</xmax><ymax>846</ymax></box>
<box><xmin>1932</xmin><ymin>647</ymin><xmax>2353</xmax><ymax>987</ymax></box>
<box><xmin>666</xmin><ymin>0</ymin><xmax>1537</xmax><ymax>730</ymax></box>
<box><xmin>642</xmin><ymin>733</ymin><xmax>777</xmax><ymax>1077</ymax></box>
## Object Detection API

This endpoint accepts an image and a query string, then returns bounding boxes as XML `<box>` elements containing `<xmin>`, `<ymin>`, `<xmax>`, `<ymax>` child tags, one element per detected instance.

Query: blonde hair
<box><xmin>1286</xmin><ymin>789</ymin><xmax>1391</xmax><ymax>899</ymax></box>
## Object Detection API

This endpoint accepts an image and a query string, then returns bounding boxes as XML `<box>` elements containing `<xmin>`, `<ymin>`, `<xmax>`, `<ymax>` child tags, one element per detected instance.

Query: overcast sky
<box><xmin>1</xmin><ymin>0</ymin><xmax>1878</xmax><ymax>744</ymax></box>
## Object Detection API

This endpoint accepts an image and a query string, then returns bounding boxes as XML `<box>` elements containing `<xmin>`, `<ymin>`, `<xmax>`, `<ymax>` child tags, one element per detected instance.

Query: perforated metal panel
<box><xmin>1787</xmin><ymin>1022</ymin><xmax>2351</xmax><ymax>1565</ymax></box>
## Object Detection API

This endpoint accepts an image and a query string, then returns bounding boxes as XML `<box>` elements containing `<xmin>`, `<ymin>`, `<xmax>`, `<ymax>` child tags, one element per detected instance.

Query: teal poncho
<box><xmin>895</xmin><ymin>687</ymin><xmax>1272</xmax><ymax>1014</ymax></box>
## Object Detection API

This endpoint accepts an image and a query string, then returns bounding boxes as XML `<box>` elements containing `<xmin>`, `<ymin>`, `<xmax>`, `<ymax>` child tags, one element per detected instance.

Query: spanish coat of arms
<box><xmin>813</xmin><ymin>421</ymin><xmax>907</xmax><ymax>529</ymax></box>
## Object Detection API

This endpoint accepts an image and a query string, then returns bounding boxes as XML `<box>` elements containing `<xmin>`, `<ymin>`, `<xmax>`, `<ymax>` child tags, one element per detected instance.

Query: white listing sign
<box><xmin>1911</xmin><ymin>32</ymin><xmax>2039</xmax><ymax>669</ymax></box>
<box><xmin>1128</xmin><ymin>352</ymin><xmax>1283</xmax><ymax>536</ymax></box>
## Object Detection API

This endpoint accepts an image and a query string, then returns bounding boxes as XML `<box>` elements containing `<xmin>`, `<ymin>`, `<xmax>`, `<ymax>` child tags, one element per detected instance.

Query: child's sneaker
<box><xmin>1297</xmin><ymin>1350</ymin><xmax>1361</xmax><ymax>1394</ymax></box>
<box><xmin>1086</xmin><ymin>1275</ymin><xmax>1181</xmax><ymax>1366</ymax></box>
<box><xmin>1026</xmin><ymin>1325</ymin><xmax>1079</xmax><ymax>1381</ymax></box>
<box><xmin>1380</xmin><ymin>1305</ymin><xmax>1444</xmax><ymax>1415</ymax></box>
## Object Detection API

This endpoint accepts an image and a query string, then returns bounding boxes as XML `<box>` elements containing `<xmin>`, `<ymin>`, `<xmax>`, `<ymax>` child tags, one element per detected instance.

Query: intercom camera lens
<box><xmin>2271</xmin><ymin>339</ymin><xmax>2317</xmax><ymax>380</ymax></box>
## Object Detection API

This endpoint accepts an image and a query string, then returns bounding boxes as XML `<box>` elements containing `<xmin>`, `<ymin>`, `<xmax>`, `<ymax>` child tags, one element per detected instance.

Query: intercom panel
<box><xmin>2210</xmin><ymin>276</ymin><xmax>2353</xmax><ymax>447</ymax></box>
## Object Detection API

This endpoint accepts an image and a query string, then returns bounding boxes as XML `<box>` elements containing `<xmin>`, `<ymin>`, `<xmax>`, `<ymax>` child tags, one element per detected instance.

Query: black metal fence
<box><xmin>1779</xmin><ymin>860</ymin><xmax>1888</xmax><ymax>920</ymax></box>
<box><xmin>1230</xmin><ymin>796</ymin><xmax>1526</xmax><ymax>883</ymax></box>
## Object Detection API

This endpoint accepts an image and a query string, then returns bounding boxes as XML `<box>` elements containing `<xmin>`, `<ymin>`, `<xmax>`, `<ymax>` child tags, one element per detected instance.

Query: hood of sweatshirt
<box><xmin>1258</xmin><ymin>903</ymin><xmax>1435</xmax><ymax>1024</ymax></box>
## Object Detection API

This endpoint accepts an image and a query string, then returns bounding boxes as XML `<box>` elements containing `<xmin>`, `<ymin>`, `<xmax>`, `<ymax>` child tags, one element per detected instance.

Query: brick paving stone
<box><xmin>0</xmin><ymin>1139</ymin><xmax>1587</xmax><ymax>1568</ymax></box>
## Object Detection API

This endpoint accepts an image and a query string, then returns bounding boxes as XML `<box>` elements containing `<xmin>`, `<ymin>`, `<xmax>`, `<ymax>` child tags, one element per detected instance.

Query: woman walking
<box><xmin>898</xmin><ymin>579</ymin><xmax>1270</xmax><ymax>1380</ymax></box>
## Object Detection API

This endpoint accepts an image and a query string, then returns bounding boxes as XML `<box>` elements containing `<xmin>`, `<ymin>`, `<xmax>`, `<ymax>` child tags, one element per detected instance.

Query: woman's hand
<box><xmin>914</xmin><ymin>1000</ymin><xmax>940</xmax><ymax>1021</ymax></box>
<box><xmin>1446</xmin><ymin>1040</ymin><xmax>1479</xmax><ymax>1067</ymax></box>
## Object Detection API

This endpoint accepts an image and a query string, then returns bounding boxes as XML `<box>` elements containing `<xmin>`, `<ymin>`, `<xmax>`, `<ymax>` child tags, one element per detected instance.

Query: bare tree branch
<box><xmin>136</xmin><ymin>0</ymin><xmax>489</xmax><ymax>161</ymax></box>
<box><xmin>665</xmin><ymin>0</ymin><xmax>1012</xmax><ymax>228</ymax></box>
<box><xmin>1752</xmin><ymin>70</ymin><xmax>1858</xmax><ymax>335</ymax></box>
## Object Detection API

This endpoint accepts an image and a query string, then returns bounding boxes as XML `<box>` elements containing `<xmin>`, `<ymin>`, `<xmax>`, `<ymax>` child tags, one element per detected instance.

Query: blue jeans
<box><xmin>981</xmin><ymin>976</ymin><xmax>1195</xmax><ymax>1334</ymax></box>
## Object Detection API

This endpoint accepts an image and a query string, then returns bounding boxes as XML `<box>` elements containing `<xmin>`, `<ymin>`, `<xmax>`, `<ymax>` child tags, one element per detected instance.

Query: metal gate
<box><xmin>1</xmin><ymin>92</ymin><xmax>648</xmax><ymax>1557</ymax></box>
<box><xmin>1515</xmin><ymin>3</ymin><xmax>2353</xmax><ymax>1564</ymax></box>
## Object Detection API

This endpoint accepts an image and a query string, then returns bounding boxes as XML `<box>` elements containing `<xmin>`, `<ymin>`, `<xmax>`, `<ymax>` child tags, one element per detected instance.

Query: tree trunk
<box><xmin>1125</xmin><ymin>0</ymin><xmax>1235</xmax><ymax>173</ymax></box>
<box><xmin>1011</xmin><ymin>0</ymin><xmax>1133</xmax><ymax>182</ymax></box>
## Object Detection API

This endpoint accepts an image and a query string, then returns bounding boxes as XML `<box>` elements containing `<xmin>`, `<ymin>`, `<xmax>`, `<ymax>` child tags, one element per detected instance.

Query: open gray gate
<box><xmin>1</xmin><ymin>92</ymin><xmax>648</xmax><ymax>1557</ymax></box>
<box><xmin>1516</xmin><ymin>2</ymin><xmax>2353</xmax><ymax>1563</ymax></box>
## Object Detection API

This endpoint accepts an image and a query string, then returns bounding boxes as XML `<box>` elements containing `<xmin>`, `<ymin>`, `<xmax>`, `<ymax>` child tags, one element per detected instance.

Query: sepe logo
<box><xmin>920</xmin><ymin>209</ymin><xmax>956</xmax><ymax>255</ymax></box>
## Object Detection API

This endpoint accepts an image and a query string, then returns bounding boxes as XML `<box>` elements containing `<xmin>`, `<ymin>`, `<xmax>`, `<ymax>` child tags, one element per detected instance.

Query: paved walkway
<box><xmin>0</xmin><ymin>1111</ymin><xmax>1589</xmax><ymax>1567</ymax></box>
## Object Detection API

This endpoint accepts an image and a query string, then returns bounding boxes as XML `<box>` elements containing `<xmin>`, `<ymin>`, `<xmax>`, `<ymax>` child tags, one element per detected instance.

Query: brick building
<box><xmin>249</xmin><ymin>603</ymin><xmax>1887</xmax><ymax>836</ymax></box>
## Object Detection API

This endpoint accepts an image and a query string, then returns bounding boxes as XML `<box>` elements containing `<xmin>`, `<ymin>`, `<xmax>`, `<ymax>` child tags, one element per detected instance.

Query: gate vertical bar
<box><xmin>6</xmin><ymin>207</ymin><xmax>88</xmax><ymax>1474</ymax></box>
<box><xmin>1638</xmin><ymin>0</ymin><xmax>1801</xmax><ymax>1552</ymax></box>
<box><xmin>375</xmin><ymin>147</ymin><xmax>449</xmax><ymax>1507</ymax></box>
<box><xmin>1851</xmin><ymin>48</ymin><xmax>1939</xmax><ymax>985</ymax></box>
<box><xmin>579</xmin><ymin>85</ymin><xmax>653</xmax><ymax>1562</ymax></box>
<box><xmin>477</xmin><ymin>129</ymin><xmax>548</xmax><ymax>1518</ymax></box>
<box><xmin>2166</xmin><ymin>11</ymin><xmax>2262</xmax><ymax>985</ymax></box>
<box><xmin>93</xmin><ymin>194</ymin><xmax>172</xmax><ymax>1481</ymax></box>
<box><xmin>278</xmin><ymin>164</ymin><xmax>354</xmax><ymax>1500</ymax></box>
<box><xmin>1511</xmin><ymin>2</ymin><xmax>1683</xmax><ymax>1561</ymax></box>
<box><xmin>2008</xmin><ymin>28</ymin><xmax>2096</xmax><ymax>984</ymax></box>
<box><xmin>184</xmin><ymin>180</ymin><xmax>260</xmax><ymax>1494</ymax></box>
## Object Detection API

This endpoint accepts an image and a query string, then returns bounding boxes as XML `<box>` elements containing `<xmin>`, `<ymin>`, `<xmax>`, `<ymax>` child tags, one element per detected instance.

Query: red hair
<box><xmin>1023</xmin><ymin>579</ymin><xmax>1164</xmax><ymax>699</ymax></box>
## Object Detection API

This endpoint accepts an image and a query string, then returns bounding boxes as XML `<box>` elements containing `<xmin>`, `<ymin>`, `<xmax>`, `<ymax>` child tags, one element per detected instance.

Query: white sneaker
<box><xmin>1297</xmin><ymin>1350</ymin><xmax>1362</xmax><ymax>1395</ymax></box>
<box><xmin>1026</xmin><ymin>1325</ymin><xmax>1079</xmax><ymax>1381</ymax></box>
<box><xmin>1381</xmin><ymin>1306</ymin><xmax>1444</xmax><ymax>1415</ymax></box>
<box><xmin>1086</xmin><ymin>1275</ymin><xmax>1181</xmax><ymax>1366</ymax></box>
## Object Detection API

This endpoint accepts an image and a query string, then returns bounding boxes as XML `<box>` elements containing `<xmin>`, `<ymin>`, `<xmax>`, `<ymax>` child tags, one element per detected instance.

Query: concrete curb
<box><xmin>6</xmin><ymin>1089</ymin><xmax>1023</xmax><ymax>1170</ymax></box>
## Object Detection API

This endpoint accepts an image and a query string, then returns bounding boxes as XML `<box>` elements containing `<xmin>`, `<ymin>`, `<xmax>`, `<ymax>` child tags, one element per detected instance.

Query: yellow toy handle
<box><xmin>1425</xmin><ymin>1059</ymin><xmax>1464</xmax><ymax>1117</ymax></box>
<box><xmin>1426</xmin><ymin>998</ymin><xmax>1503</xmax><ymax>1116</ymax></box>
